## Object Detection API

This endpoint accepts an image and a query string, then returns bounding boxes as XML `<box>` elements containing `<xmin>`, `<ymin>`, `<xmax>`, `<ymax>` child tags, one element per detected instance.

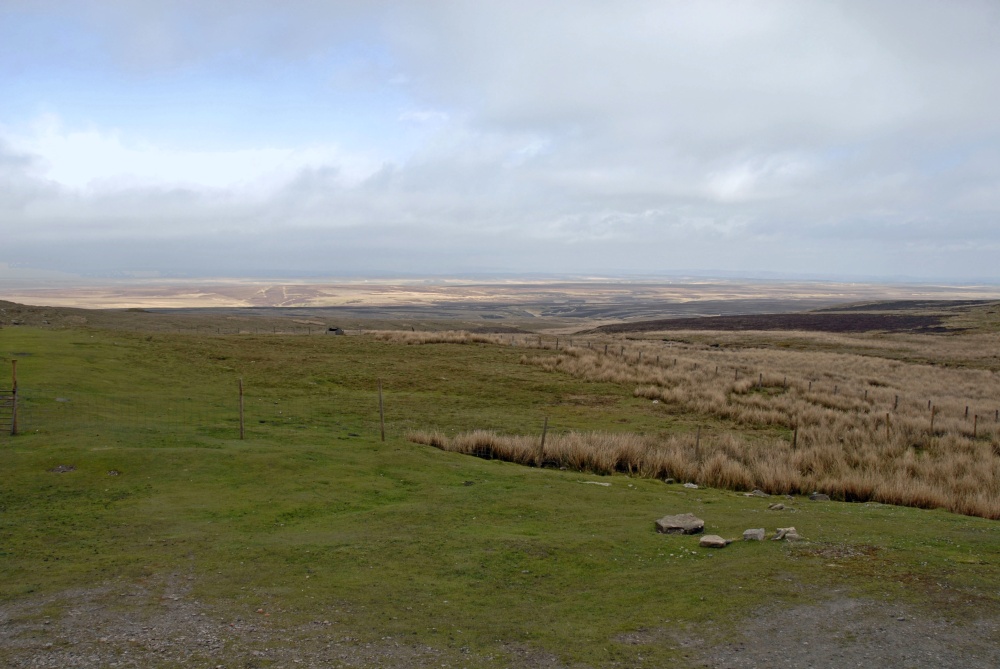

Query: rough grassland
<box><xmin>1</xmin><ymin>326</ymin><xmax>999</xmax><ymax>667</ymax></box>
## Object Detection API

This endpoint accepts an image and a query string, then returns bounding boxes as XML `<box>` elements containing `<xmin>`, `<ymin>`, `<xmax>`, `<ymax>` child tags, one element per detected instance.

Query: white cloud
<box><xmin>2</xmin><ymin>1</ymin><xmax>1000</xmax><ymax>280</ymax></box>
<box><xmin>3</xmin><ymin>114</ymin><xmax>383</xmax><ymax>194</ymax></box>
<box><xmin>397</xmin><ymin>109</ymin><xmax>449</xmax><ymax>124</ymax></box>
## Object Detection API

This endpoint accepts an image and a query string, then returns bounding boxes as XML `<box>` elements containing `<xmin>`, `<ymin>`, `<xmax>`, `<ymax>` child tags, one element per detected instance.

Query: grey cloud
<box><xmin>2</xmin><ymin>2</ymin><xmax>1000</xmax><ymax>280</ymax></box>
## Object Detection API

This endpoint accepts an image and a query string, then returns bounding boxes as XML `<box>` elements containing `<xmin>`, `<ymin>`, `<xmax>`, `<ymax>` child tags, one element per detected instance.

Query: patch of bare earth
<box><xmin>0</xmin><ymin>575</ymin><xmax>490</xmax><ymax>668</ymax></box>
<box><xmin>5</xmin><ymin>576</ymin><xmax>999</xmax><ymax>668</ymax></box>
<box><xmin>699</xmin><ymin>597</ymin><xmax>1000</xmax><ymax>669</ymax></box>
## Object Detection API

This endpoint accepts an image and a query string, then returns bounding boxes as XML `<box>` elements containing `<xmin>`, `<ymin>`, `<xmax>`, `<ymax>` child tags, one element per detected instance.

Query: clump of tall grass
<box><xmin>370</xmin><ymin>331</ymin><xmax>506</xmax><ymax>345</ymax></box>
<box><xmin>399</xmin><ymin>328</ymin><xmax>1000</xmax><ymax>518</ymax></box>
<box><xmin>408</xmin><ymin>428</ymin><xmax>1000</xmax><ymax>519</ymax></box>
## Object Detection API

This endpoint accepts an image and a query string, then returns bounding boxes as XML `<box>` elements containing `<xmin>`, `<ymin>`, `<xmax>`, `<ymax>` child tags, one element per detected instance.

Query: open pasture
<box><xmin>1</xmin><ymin>313</ymin><xmax>999</xmax><ymax>667</ymax></box>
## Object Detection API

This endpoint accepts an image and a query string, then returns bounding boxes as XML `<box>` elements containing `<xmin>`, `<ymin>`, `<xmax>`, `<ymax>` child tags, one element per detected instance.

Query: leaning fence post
<box><xmin>238</xmin><ymin>378</ymin><xmax>245</xmax><ymax>440</ymax></box>
<box><xmin>538</xmin><ymin>417</ymin><xmax>548</xmax><ymax>467</ymax></box>
<box><xmin>378</xmin><ymin>379</ymin><xmax>385</xmax><ymax>442</ymax></box>
<box><xmin>694</xmin><ymin>426</ymin><xmax>701</xmax><ymax>462</ymax></box>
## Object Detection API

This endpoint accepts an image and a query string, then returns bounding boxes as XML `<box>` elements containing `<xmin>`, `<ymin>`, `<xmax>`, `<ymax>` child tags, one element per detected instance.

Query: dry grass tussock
<box><xmin>370</xmin><ymin>331</ymin><xmax>509</xmax><ymax>345</ymax></box>
<box><xmin>408</xmin><ymin>427</ymin><xmax>1000</xmax><ymax>519</ymax></box>
<box><xmin>397</xmin><ymin>328</ymin><xmax>1000</xmax><ymax>519</ymax></box>
<box><xmin>517</xmin><ymin>336</ymin><xmax>1000</xmax><ymax>518</ymax></box>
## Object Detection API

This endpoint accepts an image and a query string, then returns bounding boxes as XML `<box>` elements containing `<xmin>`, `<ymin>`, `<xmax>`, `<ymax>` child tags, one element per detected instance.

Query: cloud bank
<box><xmin>1</xmin><ymin>1</ymin><xmax>999</xmax><ymax>279</ymax></box>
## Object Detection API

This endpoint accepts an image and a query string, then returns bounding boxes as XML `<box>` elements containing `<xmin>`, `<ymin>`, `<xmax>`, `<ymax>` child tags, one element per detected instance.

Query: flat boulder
<box><xmin>655</xmin><ymin>513</ymin><xmax>705</xmax><ymax>535</ymax></box>
<box><xmin>809</xmin><ymin>492</ymin><xmax>831</xmax><ymax>502</ymax></box>
<box><xmin>743</xmin><ymin>528</ymin><xmax>766</xmax><ymax>541</ymax></box>
<box><xmin>700</xmin><ymin>535</ymin><xmax>729</xmax><ymax>548</ymax></box>
<box><xmin>771</xmin><ymin>527</ymin><xmax>803</xmax><ymax>541</ymax></box>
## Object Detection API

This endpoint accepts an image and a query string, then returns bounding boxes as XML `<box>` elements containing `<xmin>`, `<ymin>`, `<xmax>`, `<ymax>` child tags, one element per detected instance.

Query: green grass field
<box><xmin>2</xmin><ymin>326</ymin><xmax>999</xmax><ymax>667</ymax></box>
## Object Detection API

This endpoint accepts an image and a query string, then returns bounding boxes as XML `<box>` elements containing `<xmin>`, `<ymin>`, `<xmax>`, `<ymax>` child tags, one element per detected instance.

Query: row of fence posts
<box><xmin>536</xmin><ymin>336</ymin><xmax>999</xmax><ymax>443</ymax></box>
<box><xmin>7</xmin><ymin>340</ymin><xmax>997</xmax><ymax>444</ymax></box>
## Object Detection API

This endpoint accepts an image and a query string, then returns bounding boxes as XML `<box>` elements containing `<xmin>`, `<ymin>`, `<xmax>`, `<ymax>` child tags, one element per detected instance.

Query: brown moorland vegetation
<box><xmin>396</xmin><ymin>327</ymin><xmax>1000</xmax><ymax>519</ymax></box>
<box><xmin>587</xmin><ymin>312</ymin><xmax>949</xmax><ymax>334</ymax></box>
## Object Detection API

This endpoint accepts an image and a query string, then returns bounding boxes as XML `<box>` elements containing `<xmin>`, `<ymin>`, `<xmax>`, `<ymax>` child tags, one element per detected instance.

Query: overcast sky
<box><xmin>1</xmin><ymin>1</ymin><xmax>999</xmax><ymax>281</ymax></box>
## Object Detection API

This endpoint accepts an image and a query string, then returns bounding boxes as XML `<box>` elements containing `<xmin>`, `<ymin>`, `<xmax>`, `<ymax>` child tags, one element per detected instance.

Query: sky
<box><xmin>1</xmin><ymin>0</ymin><xmax>999</xmax><ymax>281</ymax></box>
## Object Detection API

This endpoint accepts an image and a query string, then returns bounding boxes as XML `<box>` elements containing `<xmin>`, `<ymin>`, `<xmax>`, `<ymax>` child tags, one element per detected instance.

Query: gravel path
<box><xmin>2</xmin><ymin>576</ymin><xmax>998</xmax><ymax>668</ymax></box>
<box><xmin>701</xmin><ymin>597</ymin><xmax>1000</xmax><ymax>669</ymax></box>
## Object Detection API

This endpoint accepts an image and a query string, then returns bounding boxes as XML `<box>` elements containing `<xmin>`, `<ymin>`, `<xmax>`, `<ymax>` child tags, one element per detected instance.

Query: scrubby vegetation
<box><xmin>391</xmin><ymin>328</ymin><xmax>1000</xmax><ymax>519</ymax></box>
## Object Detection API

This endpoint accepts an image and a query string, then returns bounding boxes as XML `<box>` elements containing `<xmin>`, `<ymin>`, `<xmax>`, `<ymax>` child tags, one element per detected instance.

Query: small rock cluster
<box><xmin>656</xmin><ymin>513</ymin><xmax>804</xmax><ymax>548</ymax></box>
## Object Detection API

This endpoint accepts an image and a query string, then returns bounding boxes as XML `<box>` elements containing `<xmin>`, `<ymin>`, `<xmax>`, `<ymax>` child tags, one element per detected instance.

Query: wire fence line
<box><xmin>0</xmin><ymin>386</ymin><xmax>394</xmax><ymax>438</ymax></box>
<box><xmin>0</xmin><ymin>384</ymin><xmax>563</xmax><ymax>443</ymax></box>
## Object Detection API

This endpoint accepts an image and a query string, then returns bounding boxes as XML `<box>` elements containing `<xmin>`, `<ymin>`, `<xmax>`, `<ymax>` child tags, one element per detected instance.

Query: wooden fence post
<box><xmin>894</xmin><ymin>395</ymin><xmax>899</xmax><ymax>411</ymax></box>
<box><xmin>973</xmin><ymin>414</ymin><xmax>978</xmax><ymax>439</ymax></box>
<box><xmin>378</xmin><ymin>379</ymin><xmax>385</xmax><ymax>442</ymax></box>
<box><xmin>694</xmin><ymin>426</ymin><xmax>701</xmax><ymax>462</ymax></box>
<box><xmin>930</xmin><ymin>405</ymin><xmax>936</xmax><ymax>433</ymax></box>
<box><xmin>538</xmin><ymin>417</ymin><xmax>548</xmax><ymax>467</ymax></box>
<box><xmin>792</xmin><ymin>424</ymin><xmax>798</xmax><ymax>450</ymax></box>
<box><xmin>238</xmin><ymin>378</ymin><xmax>245</xmax><ymax>440</ymax></box>
<box><xmin>885</xmin><ymin>413</ymin><xmax>890</xmax><ymax>442</ymax></box>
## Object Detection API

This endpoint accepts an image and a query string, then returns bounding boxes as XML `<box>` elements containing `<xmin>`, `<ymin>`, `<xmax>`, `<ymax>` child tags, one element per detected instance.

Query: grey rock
<box><xmin>700</xmin><ymin>535</ymin><xmax>729</xmax><ymax>548</ymax></box>
<box><xmin>747</xmin><ymin>489</ymin><xmax>769</xmax><ymax>498</ymax></box>
<box><xmin>809</xmin><ymin>492</ymin><xmax>831</xmax><ymax>501</ymax></box>
<box><xmin>743</xmin><ymin>528</ymin><xmax>766</xmax><ymax>541</ymax></box>
<box><xmin>683</xmin><ymin>482</ymin><xmax>699</xmax><ymax>489</ymax></box>
<box><xmin>655</xmin><ymin>513</ymin><xmax>705</xmax><ymax>535</ymax></box>
<box><xmin>771</xmin><ymin>527</ymin><xmax>802</xmax><ymax>541</ymax></box>
<box><xmin>767</xmin><ymin>503</ymin><xmax>785</xmax><ymax>510</ymax></box>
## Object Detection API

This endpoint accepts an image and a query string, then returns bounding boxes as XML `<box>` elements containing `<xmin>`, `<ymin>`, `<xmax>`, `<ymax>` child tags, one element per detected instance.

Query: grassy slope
<box><xmin>1</xmin><ymin>326</ymin><xmax>999</xmax><ymax>667</ymax></box>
